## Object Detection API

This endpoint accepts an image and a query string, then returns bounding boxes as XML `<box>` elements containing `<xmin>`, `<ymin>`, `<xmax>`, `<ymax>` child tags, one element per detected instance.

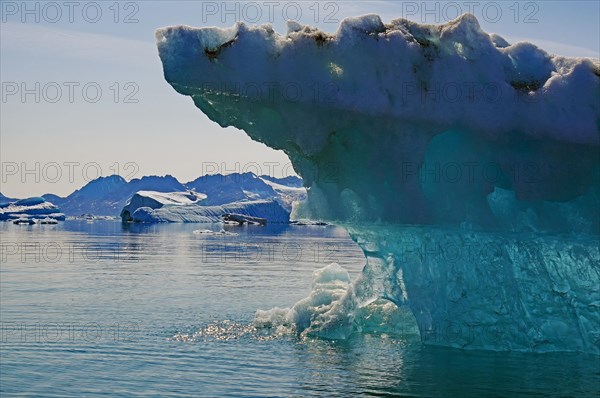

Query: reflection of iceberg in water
<box><xmin>156</xmin><ymin>14</ymin><xmax>600</xmax><ymax>353</ymax></box>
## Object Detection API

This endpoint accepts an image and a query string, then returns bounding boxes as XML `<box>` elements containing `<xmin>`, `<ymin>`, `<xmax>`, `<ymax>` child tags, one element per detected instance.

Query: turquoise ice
<box><xmin>156</xmin><ymin>14</ymin><xmax>600</xmax><ymax>353</ymax></box>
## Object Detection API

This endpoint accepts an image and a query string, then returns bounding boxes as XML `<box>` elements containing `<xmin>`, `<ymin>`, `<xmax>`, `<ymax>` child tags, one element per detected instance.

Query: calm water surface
<box><xmin>1</xmin><ymin>221</ymin><xmax>598</xmax><ymax>397</ymax></box>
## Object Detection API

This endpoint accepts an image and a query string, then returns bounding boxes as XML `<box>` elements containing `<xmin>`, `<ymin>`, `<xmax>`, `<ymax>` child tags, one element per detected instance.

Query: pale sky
<box><xmin>1</xmin><ymin>1</ymin><xmax>599</xmax><ymax>198</ymax></box>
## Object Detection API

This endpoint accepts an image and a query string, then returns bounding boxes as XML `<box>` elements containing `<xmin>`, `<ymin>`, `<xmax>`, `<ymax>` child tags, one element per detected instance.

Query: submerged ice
<box><xmin>156</xmin><ymin>14</ymin><xmax>600</xmax><ymax>353</ymax></box>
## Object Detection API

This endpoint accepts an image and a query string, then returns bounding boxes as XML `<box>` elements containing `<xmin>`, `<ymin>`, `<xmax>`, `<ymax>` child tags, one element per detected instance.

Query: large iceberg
<box><xmin>121</xmin><ymin>189</ymin><xmax>290</xmax><ymax>223</ymax></box>
<box><xmin>120</xmin><ymin>190</ymin><xmax>207</xmax><ymax>221</ymax></box>
<box><xmin>156</xmin><ymin>14</ymin><xmax>599</xmax><ymax>353</ymax></box>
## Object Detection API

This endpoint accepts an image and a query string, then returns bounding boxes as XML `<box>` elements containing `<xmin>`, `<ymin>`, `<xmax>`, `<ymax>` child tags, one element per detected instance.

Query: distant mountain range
<box><xmin>1</xmin><ymin>173</ymin><xmax>305</xmax><ymax>217</ymax></box>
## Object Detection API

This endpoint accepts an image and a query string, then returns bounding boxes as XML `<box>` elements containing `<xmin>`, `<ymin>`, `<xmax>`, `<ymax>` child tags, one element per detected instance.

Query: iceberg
<box><xmin>193</xmin><ymin>229</ymin><xmax>238</xmax><ymax>236</ymax></box>
<box><xmin>156</xmin><ymin>14</ymin><xmax>600</xmax><ymax>353</ymax></box>
<box><xmin>120</xmin><ymin>190</ymin><xmax>207</xmax><ymax>221</ymax></box>
<box><xmin>126</xmin><ymin>199</ymin><xmax>289</xmax><ymax>223</ymax></box>
<box><xmin>0</xmin><ymin>197</ymin><xmax>65</xmax><ymax>221</ymax></box>
<box><xmin>121</xmin><ymin>189</ymin><xmax>290</xmax><ymax>224</ymax></box>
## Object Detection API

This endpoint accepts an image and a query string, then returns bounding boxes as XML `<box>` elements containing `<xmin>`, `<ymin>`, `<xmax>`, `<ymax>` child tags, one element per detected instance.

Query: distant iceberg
<box><xmin>0</xmin><ymin>197</ymin><xmax>65</xmax><ymax>221</ymax></box>
<box><xmin>120</xmin><ymin>190</ymin><xmax>207</xmax><ymax>221</ymax></box>
<box><xmin>121</xmin><ymin>190</ymin><xmax>290</xmax><ymax>223</ymax></box>
<box><xmin>157</xmin><ymin>14</ymin><xmax>599</xmax><ymax>353</ymax></box>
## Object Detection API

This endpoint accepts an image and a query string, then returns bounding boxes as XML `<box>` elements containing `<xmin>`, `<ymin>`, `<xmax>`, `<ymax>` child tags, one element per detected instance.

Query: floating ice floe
<box><xmin>193</xmin><ymin>229</ymin><xmax>239</xmax><ymax>236</ymax></box>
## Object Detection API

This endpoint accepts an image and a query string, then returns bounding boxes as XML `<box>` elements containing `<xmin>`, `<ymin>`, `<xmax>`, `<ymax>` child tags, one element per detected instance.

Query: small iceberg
<box><xmin>38</xmin><ymin>217</ymin><xmax>59</xmax><ymax>225</ymax></box>
<box><xmin>13</xmin><ymin>217</ymin><xmax>35</xmax><ymax>225</ymax></box>
<box><xmin>290</xmin><ymin>219</ymin><xmax>329</xmax><ymax>226</ymax></box>
<box><xmin>222</xmin><ymin>213</ymin><xmax>266</xmax><ymax>225</ymax></box>
<box><xmin>193</xmin><ymin>229</ymin><xmax>239</xmax><ymax>236</ymax></box>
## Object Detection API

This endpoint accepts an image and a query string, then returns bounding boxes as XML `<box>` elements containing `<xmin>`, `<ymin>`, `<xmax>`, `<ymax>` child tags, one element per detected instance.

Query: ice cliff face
<box><xmin>156</xmin><ymin>14</ymin><xmax>599</xmax><ymax>353</ymax></box>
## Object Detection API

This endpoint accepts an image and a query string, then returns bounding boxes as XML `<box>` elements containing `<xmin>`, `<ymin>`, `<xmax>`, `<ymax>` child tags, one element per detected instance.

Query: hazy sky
<box><xmin>1</xmin><ymin>0</ymin><xmax>599</xmax><ymax>197</ymax></box>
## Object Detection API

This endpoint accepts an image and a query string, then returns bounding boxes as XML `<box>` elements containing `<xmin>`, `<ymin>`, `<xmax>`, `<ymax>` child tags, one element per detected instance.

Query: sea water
<box><xmin>1</xmin><ymin>221</ymin><xmax>598</xmax><ymax>397</ymax></box>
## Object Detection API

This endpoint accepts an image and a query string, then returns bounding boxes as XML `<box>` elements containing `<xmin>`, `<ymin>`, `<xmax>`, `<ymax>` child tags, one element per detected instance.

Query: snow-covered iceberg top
<box><xmin>133</xmin><ymin>190</ymin><xmax>206</xmax><ymax>206</ymax></box>
<box><xmin>156</xmin><ymin>13</ymin><xmax>599</xmax><ymax>230</ymax></box>
<box><xmin>121</xmin><ymin>188</ymin><xmax>292</xmax><ymax>223</ymax></box>
<box><xmin>156</xmin><ymin>12</ymin><xmax>599</xmax><ymax>147</ymax></box>
<box><xmin>120</xmin><ymin>190</ymin><xmax>206</xmax><ymax>221</ymax></box>
<box><xmin>156</xmin><ymin>14</ymin><xmax>599</xmax><ymax>353</ymax></box>
<box><xmin>125</xmin><ymin>199</ymin><xmax>289</xmax><ymax>223</ymax></box>
<box><xmin>0</xmin><ymin>197</ymin><xmax>65</xmax><ymax>221</ymax></box>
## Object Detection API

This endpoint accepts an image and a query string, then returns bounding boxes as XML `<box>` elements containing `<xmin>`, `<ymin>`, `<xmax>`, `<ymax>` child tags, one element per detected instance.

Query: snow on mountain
<box><xmin>259</xmin><ymin>176</ymin><xmax>307</xmax><ymax>211</ymax></box>
<box><xmin>260</xmin><ymin>175</ymin><xmax>303</xmax><ymax>188</ymax></box>
<box><xmin>187</xmin><ymin>172</ymin><xmax>306</xmax><ymax>211</ymax></box>
<box><xmin>186</xmin><ymin>172</ymin><xmax>275</xmax><ymax>205</ymax></box>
